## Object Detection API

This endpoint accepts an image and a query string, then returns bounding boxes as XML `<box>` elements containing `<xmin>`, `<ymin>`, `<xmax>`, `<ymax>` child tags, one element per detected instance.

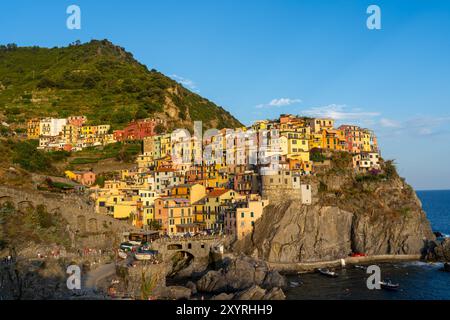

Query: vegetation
<box><xmin>0</xmin><ymin>201</ymin><xmax>70</xmax><ymax>250</ymax></box>
<box><xmin>147</xmin><ymin>220</ymin><xmax>162</xmax><ymax>231</ymax></box>
<box><xmin>310</xmin><ymin>149</ymin><xmax>327</xmax><ymax>162</ymax></box>
<box><xmin>355</xmin><ymin>160</ymin><xmax>399</xmax><ymax>183</ymax></box>
<box><xmin>69</xmin><ymin>142</ymin><xmax>141</xmax><ymax>165</ymax></box>
<box><xmin>0</xmin><ymin>39</ymin><xmax>242</xmax><ymax>130</ymax></box>
<box><xmin>5</xmin><ymin>139</ymin><xmax>59</xmax><ymax>174</ymax></box>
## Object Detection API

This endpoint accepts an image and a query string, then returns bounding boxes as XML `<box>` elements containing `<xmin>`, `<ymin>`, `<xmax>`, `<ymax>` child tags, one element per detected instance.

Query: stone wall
<box><xmin>0</xmin><ymin>185</ymin><xmax>137</xmax><ymax>249</ymax></box>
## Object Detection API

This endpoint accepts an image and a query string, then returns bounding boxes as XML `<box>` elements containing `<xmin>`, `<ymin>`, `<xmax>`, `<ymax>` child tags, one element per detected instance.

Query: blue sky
<box><xmin>1</xmin><ymin>0</ymin><xmax>450</xmax><ymax>190</ymax></box>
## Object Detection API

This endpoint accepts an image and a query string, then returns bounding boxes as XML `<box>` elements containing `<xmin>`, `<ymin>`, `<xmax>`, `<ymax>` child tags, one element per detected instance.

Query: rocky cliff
<box><xmin>234</xmin><ymin>153</ymin><xmax>435</xmax><ymax>264</ymax></box>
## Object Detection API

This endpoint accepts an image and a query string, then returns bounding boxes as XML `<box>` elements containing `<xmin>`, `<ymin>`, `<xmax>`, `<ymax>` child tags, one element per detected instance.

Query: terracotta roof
<box><xmin>155</xmin><ymin>167</ymin><xmax>174</xmax><ymax>172</ymax></box>
<box><xmin>207</xmin><ymin>189</ymin><xmax>231</xmax><ymax>198</ymax></box>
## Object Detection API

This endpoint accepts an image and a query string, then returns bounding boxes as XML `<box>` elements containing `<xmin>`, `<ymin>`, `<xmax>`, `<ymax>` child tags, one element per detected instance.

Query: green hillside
<box><xmin>0</xmin><ymin>40</ymin><xmax>242</xmax><ymax>130</ymax></box>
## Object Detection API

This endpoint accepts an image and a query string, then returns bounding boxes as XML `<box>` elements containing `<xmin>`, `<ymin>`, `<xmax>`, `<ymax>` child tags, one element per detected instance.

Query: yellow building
<box><xmin>80</xmin><ymin>125</ymin><xmax>97</xmax><ymax>137</ymax></box>
<box><xmin>322</xmin><ymin>129</ymin><xmax>346</xmax><ymax>150</ymax></box>
<box><xmin>362</xmin><ymin>129</ymin><xmax>372</xmax><ymax>152</ymax></box>
<box><xmin>112</xmin><ymin>201</ymin><xmax>138</xmax><ymax>220</ymax></box>
<box><xmin>309</xmin><ymin>132</ymin><xmax>324</xmax><ymax>150</ymax></box>
<box><xmin>62</xmin><ymin>124</ymin><xmax>80</xmax><ymax>145</ymax></box>
<box><xmin>27</xmin><ymin>118</ymin><xmax>41</xmax><ymax>139</ymax></box>
<box><xmin>280</xmin><ymin>134</ymin><xmax>309</xmax><ymax>158</ymax></box>
<box><xmin>308</xmin><ymin>118</ymin><xmax>335</xmax><ymax>133</ymax></box>
<box><xmin>166</xmin><ymin>199</ymin><xmax>195</xmax><ymax>235</ymax></box>
<box><xmin>169</xmin><ymin>183</ymin><xmax>206</xmax><ymax>204</ymax></box>
<box><xmin>204</xmin><ymin>189</ymin><xmax>236</xmax><ymax>230</ymax></box>
<box><xmin>64</xmin><ymin>170</ymin><xmax>78</xmax><ymax>181</ymax></box>
<box><xmin>230</xmin><ymin>197</ymin><xmax>269</xmax><ymax>240</ymax></box>
<box><xmin>160</xmin><ymin>134</ymin><xmax>172</xmax><ymax>158</ymax></box>
<box><xmin>96</xmin><ymin>125</ymin><xmax>111</xmax><ymax>136</ymax></box>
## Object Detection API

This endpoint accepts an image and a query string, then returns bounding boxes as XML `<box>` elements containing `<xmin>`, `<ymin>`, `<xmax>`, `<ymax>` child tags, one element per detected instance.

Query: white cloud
<box><xmin>380</xmin><ymin>118</ymin><xmax>402</xmax><ymax>128</ymax></box>
<box><xmin>377</xmin><ymin>116</ymin><xmax>450</xmax><ymax>137</ymax></box>
<box><xmin>303</xmin><ymin>104</ymin><xmax>380</xmax><ymax>120</ymax></box>
<box><xmin>256</xmin><ymin>98</ymin><xmax>302</xmax><ymax>109</ymax></box>
<box><xmin>170</xmin><ymin>74</ymin><xmax>199</xmax><ymax>92</ymax></box>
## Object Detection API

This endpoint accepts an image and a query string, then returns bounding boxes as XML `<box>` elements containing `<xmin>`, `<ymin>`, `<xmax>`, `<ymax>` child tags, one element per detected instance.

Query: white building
<box><xmin>39</xmin><ymin>118</ymin><xmax>67</xmax><ymax>137</ymax></box>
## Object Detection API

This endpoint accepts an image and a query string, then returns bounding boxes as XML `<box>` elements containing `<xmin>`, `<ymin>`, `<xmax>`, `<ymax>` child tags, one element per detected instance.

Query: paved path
<box><xmin>84</xmin><ymin>263</ymin><xmax>116</xmax><ymax>290</ymax></box>
<box><xmin>267</xmin><ymin>254</ymin><xmax>421</xmax><ymax>272</ymax></box>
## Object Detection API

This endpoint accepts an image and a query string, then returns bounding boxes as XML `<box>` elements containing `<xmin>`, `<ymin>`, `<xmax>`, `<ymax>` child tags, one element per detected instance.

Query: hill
<box><xmin>0</xmin><ymin>40</ymin><xmax>242</xmax><ymax>130</ymax></box>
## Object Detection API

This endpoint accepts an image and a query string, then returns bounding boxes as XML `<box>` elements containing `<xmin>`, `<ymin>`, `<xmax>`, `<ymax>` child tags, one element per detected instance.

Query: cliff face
<box><xmin>234</xmin><ymin>156</ymin><xmax>435</xmax><ymax>263</ymax></box>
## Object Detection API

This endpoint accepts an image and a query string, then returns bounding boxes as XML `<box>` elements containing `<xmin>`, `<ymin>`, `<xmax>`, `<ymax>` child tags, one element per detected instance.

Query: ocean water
<box><xmin>285</xmin><ymin>190</ymin><xmax>450</xmax><ymax>300</ymax></box>
<box><xmin>417</xmin><ymin>190</ymin><xmax>450</xmax><ymax>236</ymax></box>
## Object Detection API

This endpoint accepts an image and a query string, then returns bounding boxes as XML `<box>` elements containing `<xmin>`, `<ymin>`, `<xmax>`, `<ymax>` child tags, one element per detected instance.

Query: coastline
<box><xmin>268</xmin><ymin>254</ymin><xmax>422</xmax><ymax>273</ymax></box>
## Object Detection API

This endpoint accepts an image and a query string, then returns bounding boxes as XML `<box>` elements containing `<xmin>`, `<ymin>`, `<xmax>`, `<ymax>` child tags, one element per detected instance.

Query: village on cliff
<box><xmin>25</xmin><ymin>114</ymin><xmax>381</xmax><ymax>241</ymax></box>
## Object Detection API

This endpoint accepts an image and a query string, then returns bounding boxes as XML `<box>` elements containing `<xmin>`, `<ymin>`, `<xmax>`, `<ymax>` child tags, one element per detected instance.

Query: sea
<box><xmin>285</xmin><ymin>190</ymin><xmax>450</xmax><ymax>300</ymax></box>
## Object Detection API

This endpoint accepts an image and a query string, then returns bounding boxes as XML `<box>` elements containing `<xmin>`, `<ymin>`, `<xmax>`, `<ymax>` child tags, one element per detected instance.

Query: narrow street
<box><xmin>84</xmin><ymin>263</ymin><xmax>116</xmax><ymax>290</ymax></box>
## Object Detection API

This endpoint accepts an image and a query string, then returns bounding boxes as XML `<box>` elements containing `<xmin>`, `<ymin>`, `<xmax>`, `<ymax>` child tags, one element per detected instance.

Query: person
<box><xmin>7</xmin><ymin>255</ymin><xmax>11</xmax><ymax>264</ymax></box>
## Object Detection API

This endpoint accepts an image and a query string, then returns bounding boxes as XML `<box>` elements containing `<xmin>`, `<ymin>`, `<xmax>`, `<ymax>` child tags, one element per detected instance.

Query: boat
<box><xmin>354</xmin><ymin>265</ymin><xmax>367</xmax><ymax>271</ymax></box>
<box><xmin>289</xmin><ymin>281</ymin><xmax>301</xmax><ymax>287</ymax></box>
<box><xmin>317</xmin><ymin>268</ymin><xmax>338</xmax><ymax>278</ymax></box>
<box><xmin>118</xmin><ymin>251</ymin><xmax>128</xmax><ymax>260</ymax></box>
<box><xmin>379</xmin><ymin>280</ymin><xmax>400</xmax><ymax>291</ymax></box>
<box><xmin>134</xmin><ymin>252</ymin><xmax>153</xmax><ymax>261</ymax></box>
<box><xmin>134</xmin><ymin>249</ymin><xmax>159</xmax><ymax>261</ymax></box>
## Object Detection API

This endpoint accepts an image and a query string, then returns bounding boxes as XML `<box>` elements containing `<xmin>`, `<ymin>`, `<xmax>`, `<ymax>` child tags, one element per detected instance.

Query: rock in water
<box><xmin>211</xmin><ymin>293</ymin><xmax>234</xmax><ymax>300</ymax></box>
<box><xmin>443</xmin><ymin>263</ymin><xmax>450</xmax><ymax>272</ymax></box>
<box><xmin>160</xmin><ymin>286</ymin><xmax>192</xmax><ymax>300</ymax></box>
<box><xmin>196</xmin><ymin>255</ymin><xmax>286</xmax><ymax>293</ymax></box>
<box><xmin>434</xmin><ymin>238</ymin><xmax>450</xmax><ymax>262</ymax></box>
<box><xmin>233</xmin><ymin>285</ymin><xmax>286</xmax><ymax>300</ymax></box>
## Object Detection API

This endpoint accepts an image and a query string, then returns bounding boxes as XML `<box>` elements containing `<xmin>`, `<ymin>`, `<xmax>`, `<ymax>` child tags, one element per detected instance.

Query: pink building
<box><xmin>74</xmin><ymin>171</ymin><xmax>96</xmax><ymax>186</ymax></box>
<box><xmin>67</xmin><ymin>116</ymin><xmax>87</xmax><ymax>127</ymax></box>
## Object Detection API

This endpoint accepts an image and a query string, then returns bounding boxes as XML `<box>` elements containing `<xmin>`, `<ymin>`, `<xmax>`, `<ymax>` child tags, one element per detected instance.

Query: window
<box><xmin>241</xmin><ymin>212</ymin><xmax>245</xmax><ymax>218</ymax></box>
<box><xmin>250</xmin><ymin>212</ymin><xmax>254</xmax><ymax>218</ymax></box>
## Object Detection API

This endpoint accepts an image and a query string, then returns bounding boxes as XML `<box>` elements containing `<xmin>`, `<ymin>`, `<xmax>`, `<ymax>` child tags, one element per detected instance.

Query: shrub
<box><xmin>12</xmin><ymin>140</ymin><xmax>56</xmax><ymax>174</ymax></box>
<box><xmin>311</xmin><ymin>151</ymin><xmax>327</xmax><ymax>163</ymax></box>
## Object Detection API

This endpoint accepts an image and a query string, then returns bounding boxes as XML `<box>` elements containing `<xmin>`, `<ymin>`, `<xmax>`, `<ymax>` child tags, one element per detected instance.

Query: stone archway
<box><xmin>17</xmin><ymin>200</ymin><xmax>34</xmax><ymax>212</ymax></box>
<box><xmin>0</xmin><ymin>196</ymin><xmax>14</xmax><ymax>208</ymax></box>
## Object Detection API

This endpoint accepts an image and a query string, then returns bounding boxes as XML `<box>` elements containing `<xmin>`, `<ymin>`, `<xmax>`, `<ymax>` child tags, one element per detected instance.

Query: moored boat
<box><xmin>379</xmin><ymin>280</ymin><xmax>400</xmax><ymax>291</ymax></box>
<box><xmin>317</xmin><ymin>268</ymin><xmax>339</xmax><ymax>278</ymax></box>
<box><xmin>118</xmin><ymin>250</ymin><xmax>128</xmax><ymax>260</ymax></box>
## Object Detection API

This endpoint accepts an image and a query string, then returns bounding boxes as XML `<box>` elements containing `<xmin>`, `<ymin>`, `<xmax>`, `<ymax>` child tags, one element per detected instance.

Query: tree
<box><xmin>134</xmin><ymin>107</ymin><xmax>148</xmax><ymax>120</ymax></box>
<box><xmin>154</xmin><ymin>124</ymin><xmax>165</xmax><ymax>135</ymax></box>
<box><xmin>148</xmin><ymin>220</ymin><xmax>162</xmax><ymax>231</ymax></box>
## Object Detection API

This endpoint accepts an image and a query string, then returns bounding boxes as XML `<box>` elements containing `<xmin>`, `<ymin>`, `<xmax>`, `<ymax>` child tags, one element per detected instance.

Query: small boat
<box><xmin>134</xmin><ymin>252</ymin><xmax>153</xmax><ymax>261</ymax></box>
<box><xmin>379</xmin><ymin>280</ymin><xmax>400</xmax><ymax>291</ymax></box>
<box><xmin>118</xmin><ymin>251</ymin><xmax>128</xmax><ymax>260</ymax></box>
<box><xmin>354</xmin><ymin>265</ymin><xmax>367</xmax><ymax>271</ymax></box>
<box><xmin>317</xmin><ymin>268</ymin><xmax>338</xmax><ymax>278</ymax></box>
<box><xmin>134</xmin><ymin>249</ymin><xmax>159</xmax><ymax>261</ymax></box>
<box><xmin>289</xmin><ymin>281</ymin><xmax>301</xmax><ymax>287</ymax></box>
